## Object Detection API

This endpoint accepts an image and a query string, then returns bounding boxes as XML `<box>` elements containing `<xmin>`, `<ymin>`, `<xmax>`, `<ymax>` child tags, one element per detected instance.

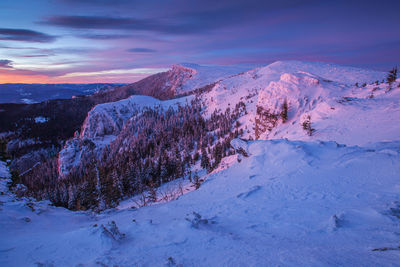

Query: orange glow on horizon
<box><xmin>0</xmin><ymin>67</ymin><xmax>165</xmax><ymax>84</ymax></box>
<box><xmin>0</xmin><ymin>73</ymin><xmax>148</xmax><ymax>84</ymax></box>
<box><xmin>0</xmin><ymin>73</ymin><xmax>51</xmax><ymax>84</ymax></box>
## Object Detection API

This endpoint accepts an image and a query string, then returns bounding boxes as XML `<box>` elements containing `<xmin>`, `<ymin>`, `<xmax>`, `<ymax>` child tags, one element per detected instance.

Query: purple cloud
<box><xmin>0</xmin><ymin>59</ymin><xmax>13</xmax><ymax>68</ymax></box>
<box><xmin>40</xmin><ymin>16</ymin><xmax>155</xmax><ymax>30</ymax></box>
<box><xmin>127</xmin><ymin>48</ymin><xmax>156</xmax><ymax>53</ymax></box>
<box><xmin>78</xmin><ymin>34</ymin><xmax>132</xmax><ymax>40</ymax></box>
<box><xmin>0</xmin><ymin>28</ymin><xmax>56</xmax><ymax>43</ymax></box>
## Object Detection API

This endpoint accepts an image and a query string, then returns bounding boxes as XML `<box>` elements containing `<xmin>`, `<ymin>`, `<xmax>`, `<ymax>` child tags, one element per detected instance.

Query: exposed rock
<box><xmin>100</xmin><ymin>221</ymin><xmax>125</xmax><ymax>241</ymax></box>
<box><xmin>231</xmin><ymin>138</ymin><xmax>250</xmax><ymax>158</ymax></box>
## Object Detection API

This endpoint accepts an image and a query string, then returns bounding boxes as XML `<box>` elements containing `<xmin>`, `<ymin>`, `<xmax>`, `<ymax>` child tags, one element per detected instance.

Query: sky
<box><xmin>0</xmin><ymin>0</ymin><xmax>399</xmax><ymax>83</ymax></box>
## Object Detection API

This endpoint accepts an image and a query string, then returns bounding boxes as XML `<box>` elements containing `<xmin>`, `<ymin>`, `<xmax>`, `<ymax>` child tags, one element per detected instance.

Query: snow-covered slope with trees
<box><xmin>58</xmin><ymin>95</ymin><xmax>193</xmax><ymax>178</ymax></box>
<box><xmin>199</xmin><ymin>60</ymin><xmax>398</xmax><ymax>145</ymax></box>
<box><xmin>2</xmin><ymin>140</ymin><xmax>400</xmax><ymax>266</ymax></box>
<box><xmin>80</xmin><ymin>95</ymin><xmax>192</xmax><ymax>139</ymax></box>
<box><xmin>2</xmin><ymin>60</ymin><xmax>400</xmax><ymax>266</ymax></box>
<box><xmin>56</xmin><ymin>62</ymin><xmax>258</xmax><ymax>180</ymax></box>
<box><xmin>29</xmin><ymin>60</ymin><xmax>400</xmax><ymax>206</ymax></box>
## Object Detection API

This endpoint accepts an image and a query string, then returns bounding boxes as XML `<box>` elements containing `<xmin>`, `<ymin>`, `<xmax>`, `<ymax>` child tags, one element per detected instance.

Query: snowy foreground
<box><xmin>1</xmin><ymin>140</ymin><xmax>400</xmax><ymax>266</ymax></box>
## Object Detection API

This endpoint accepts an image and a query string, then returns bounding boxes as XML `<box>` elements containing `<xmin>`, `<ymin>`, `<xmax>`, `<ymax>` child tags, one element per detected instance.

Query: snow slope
<box><xmin>263</xmin><ymin>60</ymin><xmax>385</xmax><ymax>84</ymax></box>
<box><xmin>173</xmin><ymin>63</ymin><xmax>260</xmax><ymax>93</ymax></box>
<box><xmin>0</xmin><ymin>161</ymin><xmax>11</xmax><ymax>195</ymax></box>
<box><xmin>1</xmin><ymin>140</ymin><xmax>400</xmax><ymax>266</ymax></box>
<box><xmin>200</xmin><ymin>60</ymin><xmax>398</xmax><ymax>145</ymax></box>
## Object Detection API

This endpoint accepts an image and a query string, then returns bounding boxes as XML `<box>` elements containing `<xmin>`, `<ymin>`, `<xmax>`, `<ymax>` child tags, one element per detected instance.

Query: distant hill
<box><xmin>0</xmin><ymin>83</ymin><xmax>124</xmax><ymax>104</ymax></box>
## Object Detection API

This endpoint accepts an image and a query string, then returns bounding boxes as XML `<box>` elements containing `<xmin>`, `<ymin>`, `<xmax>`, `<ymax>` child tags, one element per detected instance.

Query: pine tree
<box><xmin>193</xmin><ymin>172</ymin><xmax>201</xmax><ymax>189</ymax></box>
<box><xmin>387</xmin><ymin>67</ymin><xmax>398</xmax><ymax>84</ymax></box>
<box><xmin>387</xmin><ymin>67</ymin><xmax>398</xmax><ymax>91</ymax></box>
<box><xmin>147</xmin><ymin>181</ymin><xmax>157</xmax><ymax>202</ymax></box>
<box><xmin>302</xmin><ymin>115</ymin><xmax>315</xmax><ymax>136</ymax></box>
<box><xmin>200</xmin><ymin>147</ymin><xmax>210</xmax><ymax>170</ymax></box>
<box><xmin>213</xmin><ymin>142</ymin><xmax>223</xmax><ymax>169</ymax></box>
<box><xmin>281</xmin><ymin>99</ymin><xmax>288</xmax><ymax>123</ymax></box>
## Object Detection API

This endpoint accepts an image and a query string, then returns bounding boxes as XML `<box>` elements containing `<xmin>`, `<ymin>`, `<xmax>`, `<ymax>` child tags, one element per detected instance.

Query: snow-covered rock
<box><xmin>230</xmin><ymin>138</ymin><xmax>250</xmax><ymax>159</ymax></box>
<box><xmin>58</xmin><ymin>95</ymin><xmax>193</xmax><ymax>178</ymax></box>
<box><xmin>162</xmin><ymin>64</ymin><xmax>196</xmax><ymax>95</ymax></box>
<box><xmin>80</xmin><ymin>95</ymin><xmax>161</xmax><ymax>139</ymax></box>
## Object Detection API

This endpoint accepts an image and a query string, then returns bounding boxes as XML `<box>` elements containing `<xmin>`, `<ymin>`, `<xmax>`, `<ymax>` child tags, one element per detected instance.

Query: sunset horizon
<box><xmin>1</xmin><ymin>0</ymin><xmax>399</xmax><ymax>84</ymax></box>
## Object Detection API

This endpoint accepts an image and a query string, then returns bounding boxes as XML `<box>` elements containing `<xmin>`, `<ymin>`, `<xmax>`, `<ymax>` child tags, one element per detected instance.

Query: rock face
<box><xmin>163</xmin><ymin>64</ymin><xmax>197</xmax><ymax>95</ymax></box>
<box><xmin>231</xmin><ymin>138</ymin><xmax>250</xmax><ymax>162</ymax></box>
<box><xmin>57</xmin><ymin>138</ymin><xmax>102</xmax><ymax>178</ymax></box>
<box><xmin>57</xmin><ymin>95</ymin><xmax>191</xmax><ymax>178</ymax></box>
<box><xmin>80</xmin><ymin>95</ymin><xmax>161</xmax><ymax>139</ymax></box>
<box><xmin>231</xmin><ymin>138</ymin><xmax>250</xmax><ymax>156</ymax></box>
<box><xmin>58</xmin><ymin>95</ymin><xmax>160</xmax><ymax>178</ymax></box>
<box><xmin>114</xmin><ymin>64</ymin><xmax>194</xmax><ymax>100</ymax></box>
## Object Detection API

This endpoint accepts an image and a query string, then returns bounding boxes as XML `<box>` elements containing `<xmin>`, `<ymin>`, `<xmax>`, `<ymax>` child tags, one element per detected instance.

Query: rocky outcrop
<box><xmin>57</xmin><ymin>95</ymin><xmax>191</xmax><ymax>178</ymax></box>
<box><xmin>80</xmin><ymin>95</ymin><xmax>160</xmax><ymax>139</ymax></box>
<box><xmin>58</xmin><ymin>95</ymin><xmax>161</xmax><ymax>178</ymax></box>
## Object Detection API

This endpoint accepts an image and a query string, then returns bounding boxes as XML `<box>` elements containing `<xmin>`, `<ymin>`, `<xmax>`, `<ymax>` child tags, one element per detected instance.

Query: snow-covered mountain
<box><xmin>199</xmin><ymin>60</ymin><xmax>397</xmax><ymax>145</ymax></box>
<box><xmin>114</xmin><ymin>63</ymin><xmax>258</xmax><ymax>99</ymax></box>
<box><xmin>170</xmin><ymin>63</ymin><xmax>260</xmax><ymax>93</ymax></box>
<box><xmin>57</xmin><ymin>60</ymin><xmax>399</xmax><ymax>180</ymax></box>
<box><xmin>57</xmin><ymin>63</ymin><xmax>258</xmax><ymax>179</ymax></box>
<box><xmin>1</xmin><ymin>60</ymin><xmax>400</xmax><ymax>266</ymax></box>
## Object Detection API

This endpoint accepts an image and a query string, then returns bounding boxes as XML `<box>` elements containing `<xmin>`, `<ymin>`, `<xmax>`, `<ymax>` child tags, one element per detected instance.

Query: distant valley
<box><xmin>0</xmin><ymin>83</ymin><xmax>124</xmax><ymax>104</ymax></box>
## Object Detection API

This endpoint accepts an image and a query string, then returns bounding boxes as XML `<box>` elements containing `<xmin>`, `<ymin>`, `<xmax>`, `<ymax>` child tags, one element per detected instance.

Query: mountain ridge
<box><xmin>2</xmin><ymin>60</ymin><xmax>399</xmax><ymax>211</ymax></box>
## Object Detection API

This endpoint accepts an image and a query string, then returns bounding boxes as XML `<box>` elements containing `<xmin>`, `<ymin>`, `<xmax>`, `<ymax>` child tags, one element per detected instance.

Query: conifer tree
<box><xmin>387</xmin><ymin>67</ymin><xmax>398</xmax><ymax>91</ymax></box>
<box><xmin>302</xmin><ymin>115</ymin><xmax>315</xmax><ymax>136</ymax></box>
<box><xmin>387</xmin><ymin>67</ymin><xmax>398</xmax><ymax>84</ymax></box>
<box><xmin>281</xmin><ymin>99</ymin><xmax>288</xmax><ymax>123</ymax></box>
<box><xmin>193</xmin><ymin>172</ymin><xmax>201</xmax><ymax>189</ymax></box>
<box><xmin>200</xmin><ymin>147</ymin><xmax>210</xmax><ymax>171</ymax></box>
